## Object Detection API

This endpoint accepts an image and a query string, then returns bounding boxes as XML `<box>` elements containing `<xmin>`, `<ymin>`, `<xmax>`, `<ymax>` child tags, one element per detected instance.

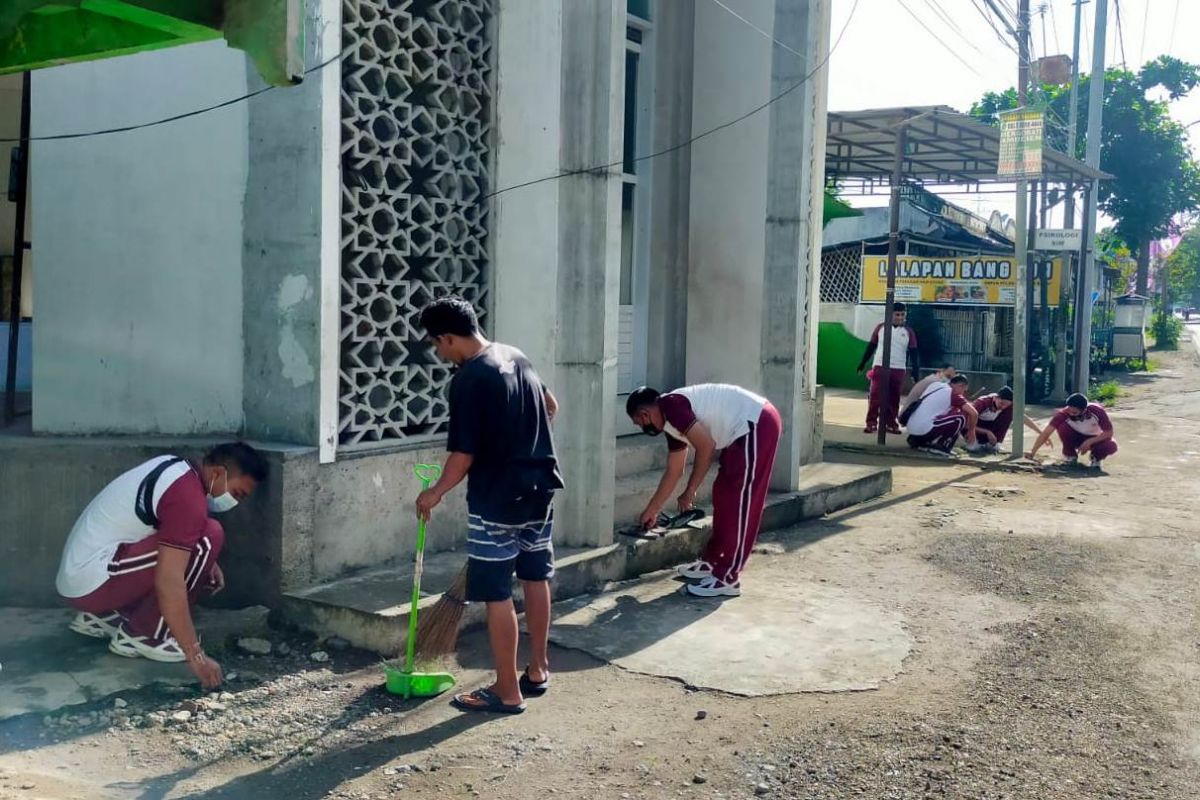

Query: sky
<box><xmin>824</xmin><ymin>0</ymin><xmax>1200</xmax><ymax>232</ymax></box>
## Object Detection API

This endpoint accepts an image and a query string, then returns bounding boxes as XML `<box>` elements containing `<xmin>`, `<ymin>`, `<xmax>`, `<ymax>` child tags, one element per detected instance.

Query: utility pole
<box><xmin>1073</xmin><ymin>0</ymin><xmax>1107</xmax><ymax>394</ymax></box>
<box><xmin>1053</xmin><ymin>0</ymin><xmax>1086</xmax><ymax>401</ymax></box>
<box><xmin>1012</xmin><ymin>0</ymin><xmax>1031</xmax><ymax>457</ymax></box>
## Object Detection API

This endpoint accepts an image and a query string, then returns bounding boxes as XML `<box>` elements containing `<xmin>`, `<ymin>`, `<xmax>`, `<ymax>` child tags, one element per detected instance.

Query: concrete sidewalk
<box><xmin>823</xmin><ymin>387</ymin><xmax>1058</xmax><ymax>470</ymax></box>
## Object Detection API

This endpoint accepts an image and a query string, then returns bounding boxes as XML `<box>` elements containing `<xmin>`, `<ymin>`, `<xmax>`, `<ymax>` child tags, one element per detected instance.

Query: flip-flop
<box><xmin>617</xmin><ymin>525</ymin><xmax>662</xmax><ymax>540</ymax></box>
<box><xmin>663</xmin><ymin>508</ymin><xmax>707</xmax><ymax>528</ymax></box>
<box><xmin>451</xmin><ymin>687</ymin><xmax>526</xmax><ymax>715</ymax></box>
<box><xmin>519</xmin><ymin>669</ymin><xmax>550</xmax><ymax>697</ymax></box>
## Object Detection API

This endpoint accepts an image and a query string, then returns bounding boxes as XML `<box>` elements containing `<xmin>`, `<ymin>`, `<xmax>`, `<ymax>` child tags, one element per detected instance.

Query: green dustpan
<box><xmin>384</xmin><ymin>464</ymin><xmax>457</xmax><ymax>699</ymax></box>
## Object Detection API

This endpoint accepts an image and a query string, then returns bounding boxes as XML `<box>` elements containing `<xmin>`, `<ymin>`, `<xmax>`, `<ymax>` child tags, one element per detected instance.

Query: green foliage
<box><xmin>1150</xmin><ymin>306</ymin><xmax>1183</xmax><ymax>350</ymax></box>
<box><xmin>1091</xmin><ymin>379</ymin><xmax>1122</xmax><ymax>406</ymax></box>
<box><xmin>972</xmin><ymin>57</ymin><xmax>1200</xmax><ymax>282</ymax></box>
<box><xmin>1166</xmin><ymin>227</ymin><xmax>1200</xmax><ymax>308</ymax></box>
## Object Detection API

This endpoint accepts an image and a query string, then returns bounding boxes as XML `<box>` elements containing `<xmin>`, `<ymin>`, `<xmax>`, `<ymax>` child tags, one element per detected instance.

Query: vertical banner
<box><xmin>998</xmin><ymin>109</ymin><xmax>1044</xmax><ymax>180</ymax></box>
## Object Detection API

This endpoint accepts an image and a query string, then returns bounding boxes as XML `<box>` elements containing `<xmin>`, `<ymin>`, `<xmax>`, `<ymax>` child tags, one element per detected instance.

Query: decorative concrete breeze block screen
<box><xmin>820</xmin><ymin>245</ymin><xmax>863</xmax><ymax>304</ymax></box>
<box><xmin>339</xmin><ymin>0</ymin><xmax>494</xmax><ymax>446</ymax></box>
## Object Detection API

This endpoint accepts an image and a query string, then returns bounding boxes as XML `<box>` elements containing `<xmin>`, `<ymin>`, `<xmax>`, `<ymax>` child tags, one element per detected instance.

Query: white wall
<box><xmin>31</xmin><ymin>41</ymin><xmax>249</xmax><ymax>434</ymax></box>
<box><xmin>685</xmin><ymin>0</ymin><xmax>773</xmax><ymax>389</ymax></box>
<box><xmin>489</xmin><ymin>0</ymin><xmax>562</xmax><ymax>383</ymax></box>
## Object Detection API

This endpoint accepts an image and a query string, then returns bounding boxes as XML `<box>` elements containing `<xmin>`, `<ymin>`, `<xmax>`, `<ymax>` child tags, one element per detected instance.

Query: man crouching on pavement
<box><xmin>972</xmin><ymin>386</ymin><xmax>1044</xmax><ymax>453</ymax></box>
<box><xmin>1026</xmin><ymin>392</ymin><xmax>1118</xmax><ymax>469</ymax></box>
<box><xmin>416</xmin><ymin>296</ymin><xmax>563</xmax><ymax>715</ymax></box>
<box><xmin>56</xmin><ymin>442</ymin><xmax>268</xmax><ymax>690</ymax></box>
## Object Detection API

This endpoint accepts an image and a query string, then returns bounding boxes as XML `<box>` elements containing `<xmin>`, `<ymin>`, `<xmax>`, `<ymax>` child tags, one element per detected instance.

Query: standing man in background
<box><xmin>857</xmin><ymin>302</ymin><xmax>920</xmax><ymax>434</ymax></box>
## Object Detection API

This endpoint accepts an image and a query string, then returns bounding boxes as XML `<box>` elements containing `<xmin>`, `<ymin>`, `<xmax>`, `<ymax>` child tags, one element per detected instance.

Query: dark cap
<box><xmin>1065</xmin><ymin>393</ymin><xmax>1088</xmax><ymax>410</ymax></box>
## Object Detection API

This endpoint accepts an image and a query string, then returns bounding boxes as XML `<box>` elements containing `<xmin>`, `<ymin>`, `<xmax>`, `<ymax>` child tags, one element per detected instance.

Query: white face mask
<box><xmin>207</xmin><ymin>469</ymin><xmax>238</xmax><ymax>514</ymax></box>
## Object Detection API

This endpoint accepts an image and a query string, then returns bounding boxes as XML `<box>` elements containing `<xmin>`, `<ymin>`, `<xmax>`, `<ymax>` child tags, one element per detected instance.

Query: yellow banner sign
<box><xmin>860</xmin><ymin>255</ymin><xmax>1062</xmax><ymax>306</ymax></box>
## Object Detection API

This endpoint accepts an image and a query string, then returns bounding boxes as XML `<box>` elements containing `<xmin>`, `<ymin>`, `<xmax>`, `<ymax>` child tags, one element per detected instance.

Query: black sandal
<box><xmin>519</xmin><ymin>669</ymin><xmax>549</xmax><ymax>697</ymax></box>
<box><xmin>451</xmin><ymin>687</ymin><xmax>526</xmax><ymax>715</ymax></box>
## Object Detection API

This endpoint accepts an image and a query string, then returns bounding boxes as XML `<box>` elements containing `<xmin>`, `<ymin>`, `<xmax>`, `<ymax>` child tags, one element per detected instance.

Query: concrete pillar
<box><xmin>490</xmin><ymin>0</ymin><xmax>562</xmax><ymax>382</ymax></box>
<box><xmin>760</xmin><ymin>0</ymin><xmax>831</xmax><ymax>487</ymax></box>
<box><xmin>687</xmin><ymin>0</ymin><xmax>830</xmax><ymax>490</ymax></box>
<box><xmin>241</xmin><ymin>0</ymin><xmax>341</xmax><ymax>460</ymax></box>
<box><xmin>552</xmin><ymin>0</ymin><xmax>625</xmax><ymax>548</ymax></box>
<box><xmin>644</xmin><ymin>0</ymin><xmax>695</xmax><ymax>391</ymax></box>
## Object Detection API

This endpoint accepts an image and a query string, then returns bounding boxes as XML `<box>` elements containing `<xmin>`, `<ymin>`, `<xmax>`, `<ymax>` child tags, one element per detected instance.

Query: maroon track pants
<box><xmin>1059</xmin><ymin>428</ymin><xmax>1119</xmax><ymax>460</ymax></box>
<box><xmin>702</xmin><ymin>403</ymin><xmax>783</xmax><ymax>585</ymax></box>
<box><xmin>867</xmin><ymin>367</ymin><xmax>906</xmax><ymax>428</ymax></box>
<box><xmin>906</xmin><ymin>410</ymin><xmax>966</xmax><ymax>454</ymax></box>
<box><xmin>65</xmin><ymin>520</ymin><xmax>223</xmax><ymax>642</ymax></box>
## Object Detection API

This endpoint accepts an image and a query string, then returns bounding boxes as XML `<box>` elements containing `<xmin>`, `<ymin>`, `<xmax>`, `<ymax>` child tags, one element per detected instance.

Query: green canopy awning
<box><xmin>823</xmin><ymin>193</ymin><xmax>860</xmax><ymax>225</ymax></box>
<box><xmin>0</xmin><ymin>0</ymin><xmax>301</xmax><ymax>86</ymax></box>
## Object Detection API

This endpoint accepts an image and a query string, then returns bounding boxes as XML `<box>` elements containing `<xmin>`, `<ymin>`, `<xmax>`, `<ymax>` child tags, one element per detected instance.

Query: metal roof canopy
<box><xmin>826</xmin><ymin>105</ymin><xmax>1110</xmax><ymax>187</ymax></box>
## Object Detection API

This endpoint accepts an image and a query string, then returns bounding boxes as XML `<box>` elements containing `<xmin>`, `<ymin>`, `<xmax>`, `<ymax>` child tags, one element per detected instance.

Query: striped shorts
<box><xmin>465</xmin><ymin>501</ymin><xmax>555</xmax><ymax>602</ymax></box>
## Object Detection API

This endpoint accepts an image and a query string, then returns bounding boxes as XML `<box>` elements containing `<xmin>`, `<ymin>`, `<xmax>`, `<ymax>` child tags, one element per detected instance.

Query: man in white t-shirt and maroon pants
<box><xmin>55</xmin><ymin>443</ymin><xmax>267</xmax><ymax>690</ymax></box>
<box><xmin>626</xmin><ymin>384</ymin><xmax>782</xmax><ymax>597</ymax></box>
<box><xmin>857</xmin><ymin>303</ymin><xmax>920</xmax><ymax>435</ymax></box>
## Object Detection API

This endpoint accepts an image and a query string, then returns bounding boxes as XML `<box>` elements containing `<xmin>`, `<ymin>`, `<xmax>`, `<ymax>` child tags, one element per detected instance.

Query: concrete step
<box><xmin>614</xmin><ymin>467</ymin><xmax>716</xmax><ymax>527</ymax></box>
<box><xmin>615</xmin><ymin>435</ymin><xmax>669</xmax><ymax>479</ymax></box>
<box><xmin>277</xmin><ymin>461</ymin><xmax>893</xmax><ymax>655</ymax></box>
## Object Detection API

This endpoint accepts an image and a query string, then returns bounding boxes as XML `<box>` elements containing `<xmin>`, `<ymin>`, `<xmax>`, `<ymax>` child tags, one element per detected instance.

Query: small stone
<box><xmin>325</xmin><ymin>637</ymin><xmax>351</xmax><ymax>652</ymax></box>
<box><xmin>310</xmin><ymin>651</ymin><xmax>331</xmax><ymax>663</ymax></box>
<box><xmin>180</xmin><ymin>700</ymin><xmax>201</xmax><ymax>714</ymax></box>
<box><xmin>207</xmin><ymin>702</ymin><xmax>227</xmax><ymax>713</ymax></box>
<box><xmin>225</xmin><ymin>671</ymin><xmax>239</xmax><ymax>682</ymax></box>
<box><xmin>20</xmin><ymin>782</ymin><xmax>36</xmax><ymax>790</ymax></box>
<box><xmin>695</xmin><ymin>710</ymin><xmax>708</xmax><ymax>721</ymax></box>
<box><xmin>113</xmin><ymin>698</ymin><xmax>128</xmax><ymax>709</ymax></box>
<box><xmin>754</xmin><ymin>783</ymin><xmax>771</xmax><ymax>796</ymax></box>
<box><xmin>218</xmin><ymin>692</ymin><xmax>234</xmax><ymax>702</ymax></box>
<box><xmin>632</xmin><ymin>740</ymin><xmax>645</xmax><ymax>748</ymax></box>
<box><xmin>277</xmin><ymin>642</ymin><xmax>292</xmax><ymax>656</ymax></box>
<box><xmin>237</xmin><ymin>637</ymin><xmax>272</xmax><ymax>656</ymax></box>
<box><xmin>171</xmin><ymin>711</ymin><xmax>193</xmax><ymax>723</ymax></box>
<box><xmin>693</xmin><ymin>774</ymin><xmax>708</xmax><ymax>784</ymax></box>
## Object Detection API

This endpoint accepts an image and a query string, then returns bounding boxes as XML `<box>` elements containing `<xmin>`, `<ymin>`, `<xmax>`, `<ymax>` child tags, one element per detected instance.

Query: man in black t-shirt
<box><xmin>416</xmin><ymin>297</ymin><xmax>563</xmax><ymax>715</ymax></box>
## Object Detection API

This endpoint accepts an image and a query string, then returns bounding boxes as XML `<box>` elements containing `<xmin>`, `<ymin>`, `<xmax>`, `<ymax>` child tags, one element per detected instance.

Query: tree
<box><xmin>1165</xmin><ymin>227</ymin><xmax>1200</xmax><ymax>309</ymax></box>
<box><xmin>972</xmin><ymin>56</ymin><xmax>1200</xmax><ymax>295</ymax></box>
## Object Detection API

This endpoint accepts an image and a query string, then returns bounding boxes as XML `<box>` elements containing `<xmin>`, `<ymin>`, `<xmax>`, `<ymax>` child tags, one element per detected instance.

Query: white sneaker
<box><xmin>685</xmin><ymin>576</ymin><xmax>742</xmax><ymax>597</ymax></box>
<box><xmin>68</xmin><ymin>611</ymin><xmax>123</xmax><ymax>640</ymax></box>
<box><xmin>1063</xmin><ymin>455</ymin><xmax>1079</xmax><ymax>466</ymax></box>
<box><xmin>108</xmin><ymin>624</ymin><xmax>187</xmax><ymax>663</ymax></box>
<box><xmin>676</xmin><ymin>560</ymin><xmax>714</xmax><ymax>581</ymax></box>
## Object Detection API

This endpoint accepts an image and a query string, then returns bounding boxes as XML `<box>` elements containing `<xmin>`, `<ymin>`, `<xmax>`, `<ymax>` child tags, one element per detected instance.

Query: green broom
<box><xmin>383</xmin><ymin>464</ymin><xmax>457</xmax><ymax>699</ymax></box>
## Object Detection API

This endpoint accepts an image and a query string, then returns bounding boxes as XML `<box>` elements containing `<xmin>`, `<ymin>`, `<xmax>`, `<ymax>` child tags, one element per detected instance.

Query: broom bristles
<box><xmin>413</xmin><ymin>564</ymin><xmax>468</xmax><ymax>657</ymax></box>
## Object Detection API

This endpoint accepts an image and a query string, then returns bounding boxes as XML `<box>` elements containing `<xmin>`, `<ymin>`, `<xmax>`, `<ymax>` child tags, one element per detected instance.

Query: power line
<box><xmin>1048</xmin><ymin>0</ymin><xmax>1061</xmax><ymax>55</ymax></box>
<box><xmin>1138</xmin><ymin>0</ymin><xmax>1150</xmax><ymax>65</ymax></box>
<box><xmin>971</xmin><ymin>0</ymin><xmax>1019</xmax><ymax>55</ymax></box>
<box><xmin>896</xmin><ymin>0</ymin><xmax>985</xmax><ymax>77</ymax></box>
<box><xmin>923</xmin><ymin>0</ymin><xmax>977</xmax><ymax>47</ymax></box>
<box><xmin>1113</xmin><ymin>0</ymin><xmax>1128</xmax><ymax>68</ymax></box>
<box><xmin>704</xmin><ymin>0</ymin><xmax>808</xmax><ymax>60</ymax></box>
<box><xmin>1168</xmin><ymin>0</ymin><xmax>1181</xmax><ymax>56</ymax></box>
<box><xmin>0</xmin><ymin>48</ymin><xmax>344</xmax><ymax>144</ymax></box>
<box><xmin>485</xmin><ymin>0</ymin><xmax>863</xmax><ymax>202</ymax></box>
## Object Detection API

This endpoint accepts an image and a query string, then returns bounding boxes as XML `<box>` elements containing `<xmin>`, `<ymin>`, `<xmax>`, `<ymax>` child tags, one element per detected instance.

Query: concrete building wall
<box><xmin>241</xmin><ymin>0</ymin><xmax>341</xmax><ymax>455</ymax></box>
<box><xmin>30</xmin><ymin>42</ymin><xmax>249</xmax><ymax>435</ymax></box>
<box><xmin>685</xmin><ymin>0</ymin><xmax>773</xmax><ymax>391</ymax></box>
<box><xmin>490</xmin><ymin>0</ymin><xmax>563</xmax><ymax>385</ymax></box>
<box><xmin>644</xmin><ymin>0</ymin><xmax>694</xmax><ymax>392</ymax></box>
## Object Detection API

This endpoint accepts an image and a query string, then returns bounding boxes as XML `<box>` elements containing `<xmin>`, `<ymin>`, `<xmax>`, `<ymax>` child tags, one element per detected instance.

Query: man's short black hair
<box><xmin>949</xmin><ymin>375</ymin><xmax>969</xmax><ymax>386</ymax></box>
<box><xmin>626</xmin><ymin>386</ymin><xmax>660</xmax><ymax>416</ymax></box>
<box><xmin>892</xmin><ymin>302</ymin><xmax>907</xmax><ymax>313</ymax></box>
<box><xmin>1066</xmin><ymin>392</ymin><xmax>1088</xmax><ymax>410</ymax></box>
<box><xmin>998</xmin><ymin>386</ymin><xmax>1014</xmax><ymax>401</ymax></box>
<box><xmin>205</xmin><ymin>442</ymin><xmax>269</xmax><ymax>483</ymax></box>
<box><xmin>420</xmin><ymin>296</ymin><xmax>479</xmax><ymax>338</ymax></box>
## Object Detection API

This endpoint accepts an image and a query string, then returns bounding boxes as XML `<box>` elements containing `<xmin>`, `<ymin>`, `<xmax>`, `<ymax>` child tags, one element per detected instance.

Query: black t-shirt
<box><xmin>447</xmin><ymin>342</ymin><xmax>564</xmax><ymax>522</ymax></box>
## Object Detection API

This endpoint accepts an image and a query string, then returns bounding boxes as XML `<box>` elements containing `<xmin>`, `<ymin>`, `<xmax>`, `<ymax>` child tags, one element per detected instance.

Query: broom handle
<box><xmin>406</xmin><ymin>464</ymin><xmax>443</xmax><ymax>673</ymax></box>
